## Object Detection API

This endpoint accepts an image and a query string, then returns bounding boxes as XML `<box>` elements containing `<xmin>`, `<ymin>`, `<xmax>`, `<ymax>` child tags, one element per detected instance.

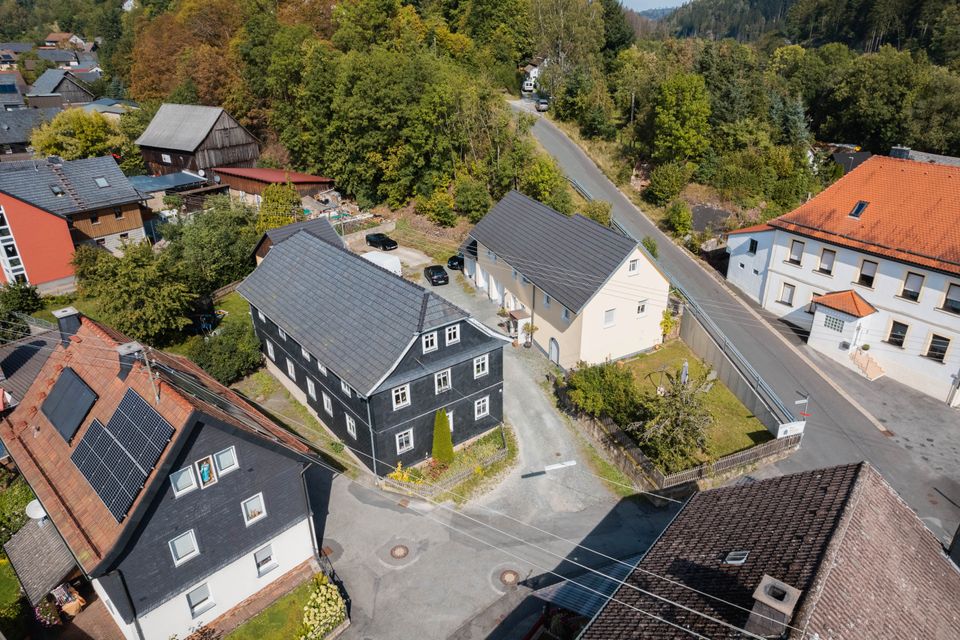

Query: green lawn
<box><xmin>224</xmin><ymin>579</ymin><xmax>312</xmax><ymax>640</ymax></box>
<box><xmin>160</xmin><ymin>291</ymin><xmax>251</xmax><ymax>356</ymax></box>
<box><xmin>34</xmin><ymin>294</ymin><xmax>101</xmax><ymax>325</ymax></box>
<box><xmin>622</xmin><ymin>340</ymin><xmax>771</xmax><ymax>460</ymax></box>
<box><xmin>0</xmin><ymin>558</ymin><xmax>25</xmax><ymax>639</ymax></box>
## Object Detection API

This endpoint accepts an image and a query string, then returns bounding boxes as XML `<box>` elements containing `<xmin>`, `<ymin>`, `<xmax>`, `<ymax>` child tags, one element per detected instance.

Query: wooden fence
<box><xmin>211</xmin><ymin>280</ymin><xmax>242</xmax><ymax>302</ymax></box>
<box><xmin>555</xmin><ymin>384</ymin><xmax>801</xmax><ymax>492</ymax></box>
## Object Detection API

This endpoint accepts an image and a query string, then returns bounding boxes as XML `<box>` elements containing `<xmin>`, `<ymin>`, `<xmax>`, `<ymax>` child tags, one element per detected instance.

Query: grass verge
<box><xmin>224</xmin><ymin>579</ymin><xmax>312</xmax><ymax>640</ymax></box>
<box><xmin>391</xmin><ymin>218</ymin><xmax>461</xmax><ymax>265</ymax></box>
<box><xmin>443</xmin><ymin>425</ymin><xmax>518</xmax><ymax>505</ymax></box>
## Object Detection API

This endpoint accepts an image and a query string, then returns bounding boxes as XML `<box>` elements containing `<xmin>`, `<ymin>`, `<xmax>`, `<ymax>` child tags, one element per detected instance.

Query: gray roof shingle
<box><xmin>0</xmin><ymin>107</ymin><xmax>59</xmax><ymax>145</ymax></box>
<box><xmin>29</xmin><ymin>69</ymin><xmax>93</xmax><ymax>96</ymax></box>
<box><xmin>0</xmin><ymin>156</ymin><xmax>142</xmax><ymax>216</ymax></box>
<box><xmin>237</xmin><ymin>231</ymin><xmax>467</xmax><ymax>394</ymax></box>
<box><xmin>135</xmin><ymin>103</ymin><xmax>224</xmax><ymax>152</ymax></box>
<box><xmin>4</xmin><ymin>517</ymin><xmax>77</xmax><ymax>604</ymax></box>
<box><xmin>0</xmin><ymin>42</ymin><xmax>34</xmax><ymax>53</ymax></box>
<box><xmin>35</xmin><ymin>49</ymin><xmax>76</xmax><ymax>64</ymax></box>
<box><xmin>262</xmin><ymin>217</ymin><xmax>344</xmax><ymax>249</ymax></box>
<box><xmin>469</xmin><ymin>191</ymin><xmax>637</xmax><ymax>312</ymax></box>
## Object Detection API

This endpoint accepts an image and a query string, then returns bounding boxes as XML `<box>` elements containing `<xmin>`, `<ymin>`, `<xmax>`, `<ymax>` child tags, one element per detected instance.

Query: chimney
<box><xmin>744</xmin><ymin>575</ymin><xmax>803</xmax><ymax>636</ymax></box>
<box><xmin>116</xmin><ymin>341</ymin><xmax>143</xmax><ymax>380</ymax></box>
<box><xmin>52</xmin><ymin>306</ymin><xmax>80</xmax><ymax>346</ymax></box>
<box><xmin>889</xmin><ymin>145</ymin><xmax>911</xmax><ymax>160</ymax></box>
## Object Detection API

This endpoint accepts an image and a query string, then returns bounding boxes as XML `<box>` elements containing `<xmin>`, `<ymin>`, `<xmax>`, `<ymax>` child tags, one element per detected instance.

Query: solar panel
<box><xmin>70</xmin><ymin>390</ymin><xmax>174</xmax><ymax>522</ymax></box>
<box><xmin>42</xmin><ymin>368</ymin><xmax>97</xmax><ymax>443</ymax></box>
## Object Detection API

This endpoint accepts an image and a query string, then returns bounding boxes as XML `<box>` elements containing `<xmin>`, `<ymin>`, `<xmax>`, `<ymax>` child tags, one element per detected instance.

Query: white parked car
<box><xmin>522</xmin><ymin>80</ymin><xmax>535</xmax><ymax>93</ymax></box>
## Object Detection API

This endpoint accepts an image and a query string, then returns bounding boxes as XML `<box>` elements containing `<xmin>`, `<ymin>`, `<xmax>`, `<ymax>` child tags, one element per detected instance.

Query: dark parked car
<box><xmin>423</xmin><ymin>265</ymin><xmax>449</xmax><ymax>286</ymax></box>
<box><xmin>366</xmin><ymin>233</ymin><xmax>398</xmax><ymax>250</ymax></box>
<box><xmin>536</xmin><ymin>98</ymin><xmax>549</xmax><ymax>112</ymax></box>
<box><xmin>447</xmin><ymin>254</ymin><xmax>464</xmax><ymax>271</ymax></box>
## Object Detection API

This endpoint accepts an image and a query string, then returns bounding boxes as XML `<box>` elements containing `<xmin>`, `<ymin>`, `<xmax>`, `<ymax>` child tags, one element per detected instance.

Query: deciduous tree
<box><xmin>652</xmin><ymin>73</ymin><xmax>711</xmax><ymax>163</ymax></box>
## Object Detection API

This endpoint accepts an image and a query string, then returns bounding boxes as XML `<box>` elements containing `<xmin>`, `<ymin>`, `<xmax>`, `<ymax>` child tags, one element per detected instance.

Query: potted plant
<box><xmin>524</xmin><ymin>324</ymin><xmax>539</xmax><ymax>348</ymax></box>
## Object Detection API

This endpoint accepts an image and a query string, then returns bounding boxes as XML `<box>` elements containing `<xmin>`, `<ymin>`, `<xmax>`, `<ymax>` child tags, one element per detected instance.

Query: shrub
<box><xmin>453</xmin><ymin>175</ymin><xmax>492</xmax><ymax>222</ymax></box>
<box><xmin>642</xmin><ymin>236</ymin><xmax>659</xmax><ymax>259</ymax></box>
<box><xmin>431</xmin><ymin>409</ymin><xmax>454</xmax><ymax>465</ymax></box>
<box><xmin>644</xmin><ymin>161</ymin><xmax>690</xmax><ymax>205</ymax></box>
<box><xmin>298</xmin><ymin>574</ymin><xmax>346</xmax><ymax>639</ymax></box>
<box><xmin>0</xmin><ymin>471</ymin><xmax>33</xmax><ymax>549</ymax></box>
<box><xmin>186</xmin><ymin>322</ymin><xmax>263</xmax><ymax>385</ymax></box>
<box><xmin>416</xmin><ymin>189</ymin><xmax>457</xmax><ymax>227</ymax></box>
<box><xmin>581</xmin><ymin>200</ymin><xmax>612</xmax><ymax>226</ymax></box>
<box><xmin>0</xmin><ymin>282</ymin><xmax>42</xmax><ymax>314</ymax></box>
<box><xmin>664</xmin><ymin>201</ymin><xmax>693</xmax><ymax>236</ymax></box>
<box><xmin>566</xmin><ymin>362</ymin><xmax>649</xmax><ymax>426</ymax></box>
<box><xmin>660</xmin><ymin>310</ymin><xmax>676</xmax><ymax>339</ymax></box>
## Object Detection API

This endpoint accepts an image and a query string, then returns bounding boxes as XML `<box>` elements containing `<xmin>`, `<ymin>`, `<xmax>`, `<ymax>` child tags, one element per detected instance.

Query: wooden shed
<box><xmin>136</xmin><ymin>103</ymin><xmax>260</xmax><ymax>176</ymax></box>
<box><xmin>213</xmin><ymin>166</ymin><xmax>335</xmax><ymax>206</ymax></box>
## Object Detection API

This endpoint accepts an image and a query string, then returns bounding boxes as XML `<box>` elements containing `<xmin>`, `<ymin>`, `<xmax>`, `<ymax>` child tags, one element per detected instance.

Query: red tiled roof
<box><xmin>0</xmin><ymin>316</ymin><xmax>310</xmax><ymax>573</ymax></box>
<box><xmin>213</xmin><ymin>166</ymin><xmax>334</xmax><ymax>185</ymax></box>
<box><xmin>768</xmin><ymin>155</ymin><xmax>960</xmax><ymax>275</ymax></box>
<box><xmin>811</xmin><ymin>290</ymin><xmax>877</xmax><ymax>318</ymax></box>
<box><xmin>726</xmin><ymin>223</ymin><xmax>773</xmax><ymax>235</ymax></box>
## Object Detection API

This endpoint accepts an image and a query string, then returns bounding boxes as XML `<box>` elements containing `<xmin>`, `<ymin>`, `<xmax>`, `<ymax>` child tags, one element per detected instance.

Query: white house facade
<box><xmin>725</xmin><ymin>156</ymin><xmax>960</xmax><ymax>406</ymax></box>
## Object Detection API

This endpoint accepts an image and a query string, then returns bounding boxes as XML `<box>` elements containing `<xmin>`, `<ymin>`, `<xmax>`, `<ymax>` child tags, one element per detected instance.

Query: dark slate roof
<box><xmin>128</xmin><ymin>171</ymin><xmax>207</xmax><ymax>194</ymax></box>
<box><xmin>29</xmin><ymin>69</ymin><xmax>93</xmax><ymax>96</ymax></box>
<box><xmin>238</xmin><ymin>231</ymin><xmax>467</xmax><ymax>394</ymax></box>
<box><xmin>0</xmin><ymin>107</ymin><xmax>59</xmax><ymax>145</ymax></box>
<box><xmin>35</xmin><ymin>49</ymin><xmax>76</xmax><ymax>64</ymax></box>
<box><xmin>0</xmin><ymin>156</ymin><xmax>141</xmax><ymax>216</ymax></box>
<box><xmin>258</xmin><ymin>216</ymin><xmax>344</xmax><ymax>252</ymax></box>
<box><xmin>831</xmin><ymin>150</ymin><xmax>872</xmax><ymax>173</ymax></box>
<box><xmin>0</xmin><ymin>331</ymin><xmax>57</xmax><ymax>406</ymax></box>
<box><xmin>72</xmin><ymin>70</ymin><xmax>101</xmax><ymax>85</ymax></box>
<box><xmin>469</xmin><ymin>191</ymin><xmax>637</xmax><ymax>312</ymax></box>
<box><xmin>581</xmin><ymin>463</ymin><xmax>960</xmax><ymax>640</ymax></box>
<box><xmin>135</xmin><ymin>103</ymin><xmax>224</xmax><ymax>152</ymax></box>
<box><xmin>0</xmin><ymin>42</ymin><xmax>34</xmax><ymax>53</ymax></box>
<box><xmin>4</xmin><ymin>517</ymin><xmax>77</xmax><ymax>604</ymax></box>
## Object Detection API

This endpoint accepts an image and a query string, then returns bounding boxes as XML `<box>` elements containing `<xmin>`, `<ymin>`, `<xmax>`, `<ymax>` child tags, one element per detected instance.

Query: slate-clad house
<box><xmin>27</xmin><ymin>68</ymin><xmax>94</xmax><ymax>107</ymax></box>
<box><xmin>464</xmin><ymin>191</ymin><xmax>670</xmax><ymax>369</ymax></box>
<box><xmin>251</xmin><ymin>215</ymin><xmax>344</xmax><ymax>263</ymax></box>
<box><xmin>238</xmin><ymin>230</ymin><xmax>506</xmax><ymax>475</ymax></box>
<box><xmin>136</xmin><ymin>104</ymin><xmax>260</xmax><ymax>176</ymax></box>
<box><xmin>577</xmin><ymin>462</ymin><xmax>960</xmax><ymax>639</ymax></box>
<box><xmin>0</xmin><ymin>106</ymin><xmax>59</xmax><ymax>159</ymax></box>
<box><xmin>0</xmin><ymin>310</ymin><xmax>320</xmax><ymax>640</ymax></box>
<box><xmin>0</xmin><ymin>156</ymin><xmax>150</xmax><ymax>291</ymax></box>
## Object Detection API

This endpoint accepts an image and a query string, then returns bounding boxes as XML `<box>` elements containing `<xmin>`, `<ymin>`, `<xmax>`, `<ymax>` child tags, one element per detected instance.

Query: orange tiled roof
<box><xmin>0</xmin><ymin>317</ymin><xmax>310</xmax><ymax>573</ymax></box>
<box><xmin>812</xmin><ymin>290</ymin><xmax>877</xmax><ymax>318</ymax></box>
<box><xmin>726</xmin><ymin>222</ymin><xmax>773</xmax><ymax>235</ymax></box>
<box><xmin>768</xmin><ymin>156</ymin><xmax>960</xmax><ymax>276</ymax></box>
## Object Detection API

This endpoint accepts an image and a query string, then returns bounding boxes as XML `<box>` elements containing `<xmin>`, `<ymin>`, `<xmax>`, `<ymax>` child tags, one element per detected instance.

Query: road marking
<box><xmin>544</xmin><ymin>460</ymin><xmax>577</xmax><ymax>472</ymax></box>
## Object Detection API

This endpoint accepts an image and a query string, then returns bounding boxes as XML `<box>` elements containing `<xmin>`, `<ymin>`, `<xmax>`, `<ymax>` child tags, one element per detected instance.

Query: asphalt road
<box><xmin>518</xmin><ymin>103</ymin><xmax>960</xmax><ymax>543</ymax></box>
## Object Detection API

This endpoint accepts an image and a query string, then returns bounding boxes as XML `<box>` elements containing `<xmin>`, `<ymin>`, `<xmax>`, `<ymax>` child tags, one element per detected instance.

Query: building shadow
<box><xmin>478</xmin><ymin>495</ymin><xmax>684</xmax><ymax>640</ymax></box>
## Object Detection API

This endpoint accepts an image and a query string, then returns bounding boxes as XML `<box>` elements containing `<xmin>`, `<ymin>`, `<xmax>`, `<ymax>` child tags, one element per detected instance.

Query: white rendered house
<box><xmin>726</xmin><ymin>156</ymin><xmax>960</xmax><ymax>406</ymax></box>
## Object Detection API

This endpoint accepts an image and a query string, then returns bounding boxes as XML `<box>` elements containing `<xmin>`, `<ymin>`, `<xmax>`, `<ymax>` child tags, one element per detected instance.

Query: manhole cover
<box><xmin>390</xmin><ymin>545</ymin><xmax>409</xmax><ymax>559</ymax></box>
<box><xmin>499</xmin><ymin>569</ymin><xmax>519</xmax><ymax>586</ymax></box>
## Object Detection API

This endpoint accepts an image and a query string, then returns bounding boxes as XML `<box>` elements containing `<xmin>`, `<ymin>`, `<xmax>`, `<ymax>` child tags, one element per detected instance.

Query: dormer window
<box><xmin>849</xmin><ymin>200</ymin><xmax>869</xmax><ymax>218</ymax></box>
<box><xmin>422</xmin><ymin>331</ymin><xmax>437</xmax><ymax>353</ymax></box>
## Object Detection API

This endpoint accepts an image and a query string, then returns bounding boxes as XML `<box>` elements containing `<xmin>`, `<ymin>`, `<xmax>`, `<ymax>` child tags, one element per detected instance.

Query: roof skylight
<box><xmin>849</xmin><ymin>200</ymin><xmax>869</xmax><ymax>218</ymax></box>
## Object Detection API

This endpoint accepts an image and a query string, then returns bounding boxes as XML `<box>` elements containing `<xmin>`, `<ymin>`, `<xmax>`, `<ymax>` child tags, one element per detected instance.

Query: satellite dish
<box><xmin>25</xmin><ymin>499</ymin><xmax>46</xmax><ymax>520</ymax></box>
<box><xmin>213</xmin><ymin>175</ymin><xmax>221</xmax><ymax>183</ymax></box>
<box><xmin>197</xmin><ymin>169</ymin><xmax>206</xmax><ymax>177</ymax></box>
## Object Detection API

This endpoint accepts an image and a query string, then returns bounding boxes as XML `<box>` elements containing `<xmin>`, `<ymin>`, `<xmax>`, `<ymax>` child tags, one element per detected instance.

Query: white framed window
<box><xmin>257</xmin><ymin>309</ymin><xmax>265</xmax><ymax>322</ymax></box>
<box><xmin>857</xmin><ymin>260</ymin><xmax>877</xmax><ymax>288</ymax></box>
<box><xmin>603</xmin><ymin>308</ymin><xmax>616</xmax><ymax>327</ymax></box>
<box><xmin>169</xmin><ymin>530</ymin><xmax>199</xmax><ymax>566</ymax></box>
<box><xmin>396</xmin><ymin>429</ymin><xmax>414</xmax><ymax>454</ymax></box>
<box><xmin>926</xmin><ymin>334</ymin><xmax>950</xmax><ymax>362</ymax></box>
<box><xmin>392</xmin><ymin>384</ymin><xmax>410</xmax><ymax>410</ymax></box>
<box><xmin>824</xmin><ymin>315</ymin><xmax>844</xmax><ymax>333</ymax></box>
<box><xmin>241</xmin><ymin>493</ymin><xmax>267</xmax><ymax>526</ymax></box>
<box><xmin>474</xmin><ymin>396</ymin><xmax>490</xmax><ymax>419</ymax></box>
<box><xmin>340</xmin><ymin>380</ymin><xmax>352</xmax><ymax>397</ymax></box>
<box><xmin>474</xmin><ymin>354</ymin><xmax>489</xmax><ymax>379</ymax></box>
<box><xmin>160</xmin><ymin>153</ymin><xmax>172</xmax><ymax>164</ymax></box>
<box><xmin>787</xmin><ymin>240</ymin><xmax>804</xmax><ymax>265</ymax></box>
<box><xmin>265</xmin><ymin>339</ymin><xmax>275</xmax><ymax>361</ymax></box>
<box><xmin>943</xmin><ymin>283</ymin><xmax>960</xmax><ymax>314</ymax></box>
<box><xmin>213</xmin><ymin>447</ymin><xmax>238</xmax><ymax>476</ymax></box>
<box><xmin>435</xmin><ymin>368</ymin><xmax>452</xmax><ymax>394</ymax></box>
<box><xmin>317</xmin><ymin>362</ymin><xmax>327</xmax><ymax>375</ymax></box>
<box><xmin>277</xmin><ymin>327</ymin><xmax>286</xmax><ymax>341</ymax></box>
<box><xmin>195</xmin><ymin>456</ymin><xmax>217</xmax><ymax>488</ymax></box>
<box><xmin>170</xmin><ymin>467</ymin><xmax>197</xmax><ymax>498</ymax></box>
<box><xmin>307</xmin><ymin>378</ymin><xmax>316</xmax><ymax>400</ymax></box>
<box><xmin>628</xmin><ymin>259</ymin><xmax>639</xmax><ymax>274</ymax></box>
<box><xmin>322</xmin><ymin>392</ymin><xmax>332</xmax><ymax>415</ymax></box>
<box><xmin>637</xmin><ymin>299</ymin><xmax>648</xmax><ymax>317</ymax></box>
<box><xmin>254</xmin><ymin>545</ymin><xmax>278</xmax><ymax>577</ymax></box>
<box><xmin>543</xmin><ymin>293</ymin><xmax>551</xmax><ymax>308</ymax></box>
<box><xmin>422</xmin><ymin>332</ymin><xmax>438</xmax><ymax>353</ymax></box>
<box><xmin>346</xmin><ymin>414</ymin><xmax>357</xmax><ymax>439</ymax></box>
<box><xmin>561</xmin><ymin>307</ymin><xmax>570</xmax><ymax>323</ymax></box>
<box><xmin>286</xmin><ymin>358</ymin><xmax>296</xmax><ymax>381</ymax></box>
<box><xmin>301</xmin><ymin>346</ymin><xmax>310</xmax><ymax>361</ymax></box>
<box><xmin>901</xmin><ymin>272</ymin><xmax>924</xmax><ymax>302</ymax></box>
<box><xmin>445</xmin><ymin>324</ymin><xmax>460</xmax><ymax>345</ymax></box>
<box><xmin>817</xmin><ymin>249</ymin><xmax>836</xmax><ymax>275</ymax></box>
<box><xmin>778</xmin><ymin>283</ymin><xmax>796</xmax><ymax>306</ymax></box>
<box><xmin>186</xmin><ymin>583</ymin><xmax>214</xmax><ymax>618</ymax></box>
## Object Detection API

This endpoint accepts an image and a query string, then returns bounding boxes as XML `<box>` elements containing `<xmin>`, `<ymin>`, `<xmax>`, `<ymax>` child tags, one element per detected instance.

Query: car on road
<box><xmin>365</xmin><ymin>233</ymin><xmax>398</xmax><ymax>250</ymax></box>
<box><xmin>536</xmin><ymin>98</ymin><xmax>549</xmax><ymax>112</ymax></box>
<box><xmin>522</xmin><ymin>80</ymin><xmax>535</xmax><ymax>93</ymax></box>
<box><xmin>447</xmin><ymin>254</ymin><xmax>464</xmax><ymax>271</ymax></box>
<box><xmin>423</xmin><ymin>265</ymin><xmax>449</xmax><ymax>286</ymax></box>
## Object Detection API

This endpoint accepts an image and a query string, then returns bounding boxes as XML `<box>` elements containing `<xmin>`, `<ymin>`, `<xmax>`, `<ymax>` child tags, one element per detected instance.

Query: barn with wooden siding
<box><xmin>212</xmin><ymin>166</ymin><xmax>335</xmax><ymax>206</ymax></box>
<box><xmin>135</xmin><ymin>104</ymin><xmax>260</xmax><ymax>176</ymax></box>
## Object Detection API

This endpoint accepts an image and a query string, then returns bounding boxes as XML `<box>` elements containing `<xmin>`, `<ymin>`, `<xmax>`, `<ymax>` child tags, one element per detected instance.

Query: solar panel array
<box><xmin>42</xmin><ymin>367</ymin><xmax>97</xmax><ymax>443</ymax></box>
<box><xmin>70</xmin><ymin>389</ymin><xmax>175</xmax><ymax>522</ymax></box>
